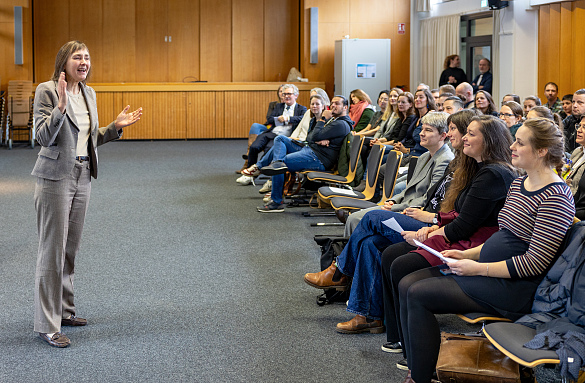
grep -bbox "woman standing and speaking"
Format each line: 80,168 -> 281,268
32,41 -> 142,347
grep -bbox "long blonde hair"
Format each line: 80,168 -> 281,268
381,88 -> 404,121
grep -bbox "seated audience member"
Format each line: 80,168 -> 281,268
439,84 -> 456,96
473,90 -> 498,116
384,93 -> 417,147
237,84 -> 284,173
380,115 -> 517,365
431,89 -> 440,103
244,84 -> 307,172
391,117 -> 574,383
344,111 -> 456,235
303,112 -> 456,334
442,96 -> 464,115
471,58 -> 492,95
439,55 -> 467,88
394,88 -> 437,158
371,88 -> 403,144
238,88 -> 330,187
455,82 -> 474,108
349,89 -> 376,132
526,105 -> 564,132
570,116 -> 585,219
499,101 -> 524,140
523,95 -> 542,116
354,90 -> 391,137
560,93 -> 573,120
435,93 -> 452,112
255,95 -> 352,212
544,82 -> 563,114
563,89 -> 585,153
502,93 -> 521,106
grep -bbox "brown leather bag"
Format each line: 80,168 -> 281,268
436,333 -> 521,383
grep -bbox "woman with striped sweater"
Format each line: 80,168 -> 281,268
396,117 -> 575,383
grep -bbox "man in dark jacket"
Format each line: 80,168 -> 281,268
471,58 -> 492,95
563,89 -> 585,152
256,95 -> 352,212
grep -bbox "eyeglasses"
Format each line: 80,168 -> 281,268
282,92 -> 294,96
498,113 -> 515,118
577,124 -> 583,129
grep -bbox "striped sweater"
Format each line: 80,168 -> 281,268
498,176 -> 575,278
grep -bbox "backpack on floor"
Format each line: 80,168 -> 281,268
313,235 -> 351,306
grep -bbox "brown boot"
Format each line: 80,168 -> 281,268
303,261 -> 349,290
402,370 -> 415,383
336,314 -> 385,334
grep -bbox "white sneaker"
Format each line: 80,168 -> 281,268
263,193 -> 272,204
259,180 -> 272,193
236,175 -> 254,185
242,164 -> 261,177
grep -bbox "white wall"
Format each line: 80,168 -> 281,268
411,0 -> 539,103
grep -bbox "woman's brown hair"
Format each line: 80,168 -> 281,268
350,89 -> 372,105
523,117 -> 565,173
475,90 -> 497,115
397,92 -> 415,121
443,54 -> 459,70
441,115 -> 516,212
52,41 -> 91,84
414,88 -> 437,118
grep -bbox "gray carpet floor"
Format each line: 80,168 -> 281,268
0,140 -> 560,382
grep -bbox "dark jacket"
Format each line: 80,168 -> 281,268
564,114 -> 581,153
307,115 -> 353,170
471,71 -> 492,94
439,67 -> 467,88
388,115 -> 416,143
264,103 -> 307,128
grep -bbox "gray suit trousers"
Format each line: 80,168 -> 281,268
34,161 -> 91,333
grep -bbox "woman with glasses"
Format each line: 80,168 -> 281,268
499,101 -> 524,140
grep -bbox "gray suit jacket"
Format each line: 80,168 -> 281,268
32,80 -> 121,180
390,143 -> 455,211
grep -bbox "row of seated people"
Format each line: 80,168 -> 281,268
236,83 -> 584,213
303,106 -> 585,382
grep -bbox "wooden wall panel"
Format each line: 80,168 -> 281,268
186,92 -> 217,139
232,0 -> 264,82
572,1 -> 585,89
300,0 -> 409,94
200,0 -> 232,82
120,93 -> 154,139
538,1 -> 585,100
223,91 -> 274,138
264,0 -> 300,82
135,0 -> 168,82
102,0 -> 136,83
168,0 -> 200,82
0,1 -> 33,92
33,0 -> 69,82
95,92 -> 115,129
68,0 -> 103,80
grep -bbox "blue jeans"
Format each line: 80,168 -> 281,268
336,210 -> 430,320
249,123 -> 268,136
270,136 -> 325,204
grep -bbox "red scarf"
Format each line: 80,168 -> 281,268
349,101 -> 369,127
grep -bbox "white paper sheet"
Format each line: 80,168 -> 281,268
413,239 -> 456,264
381,217 -> 404,233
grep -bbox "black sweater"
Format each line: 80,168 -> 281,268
438,67 -> 467,88
444,163 -> 516,243
307,115 -> 352,170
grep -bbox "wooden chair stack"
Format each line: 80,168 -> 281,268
6,80 -> 35,149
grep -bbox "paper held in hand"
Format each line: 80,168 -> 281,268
413,239 -> 456,264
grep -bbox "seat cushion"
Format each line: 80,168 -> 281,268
318,186 -> 365,200
331,197 -> 378,211
306,171 -> 348,183
484,322 -> 560,367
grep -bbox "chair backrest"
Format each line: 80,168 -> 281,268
358,144 -> 386,200
406,156 -> 419,183
7,80 -> 33,127
345,134 -> 366,182
380,150 -> 403,201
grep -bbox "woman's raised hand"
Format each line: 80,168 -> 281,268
114,105 -> 143,130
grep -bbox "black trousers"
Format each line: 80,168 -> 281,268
248,131 -> 277,166
396,262 -> 498,382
